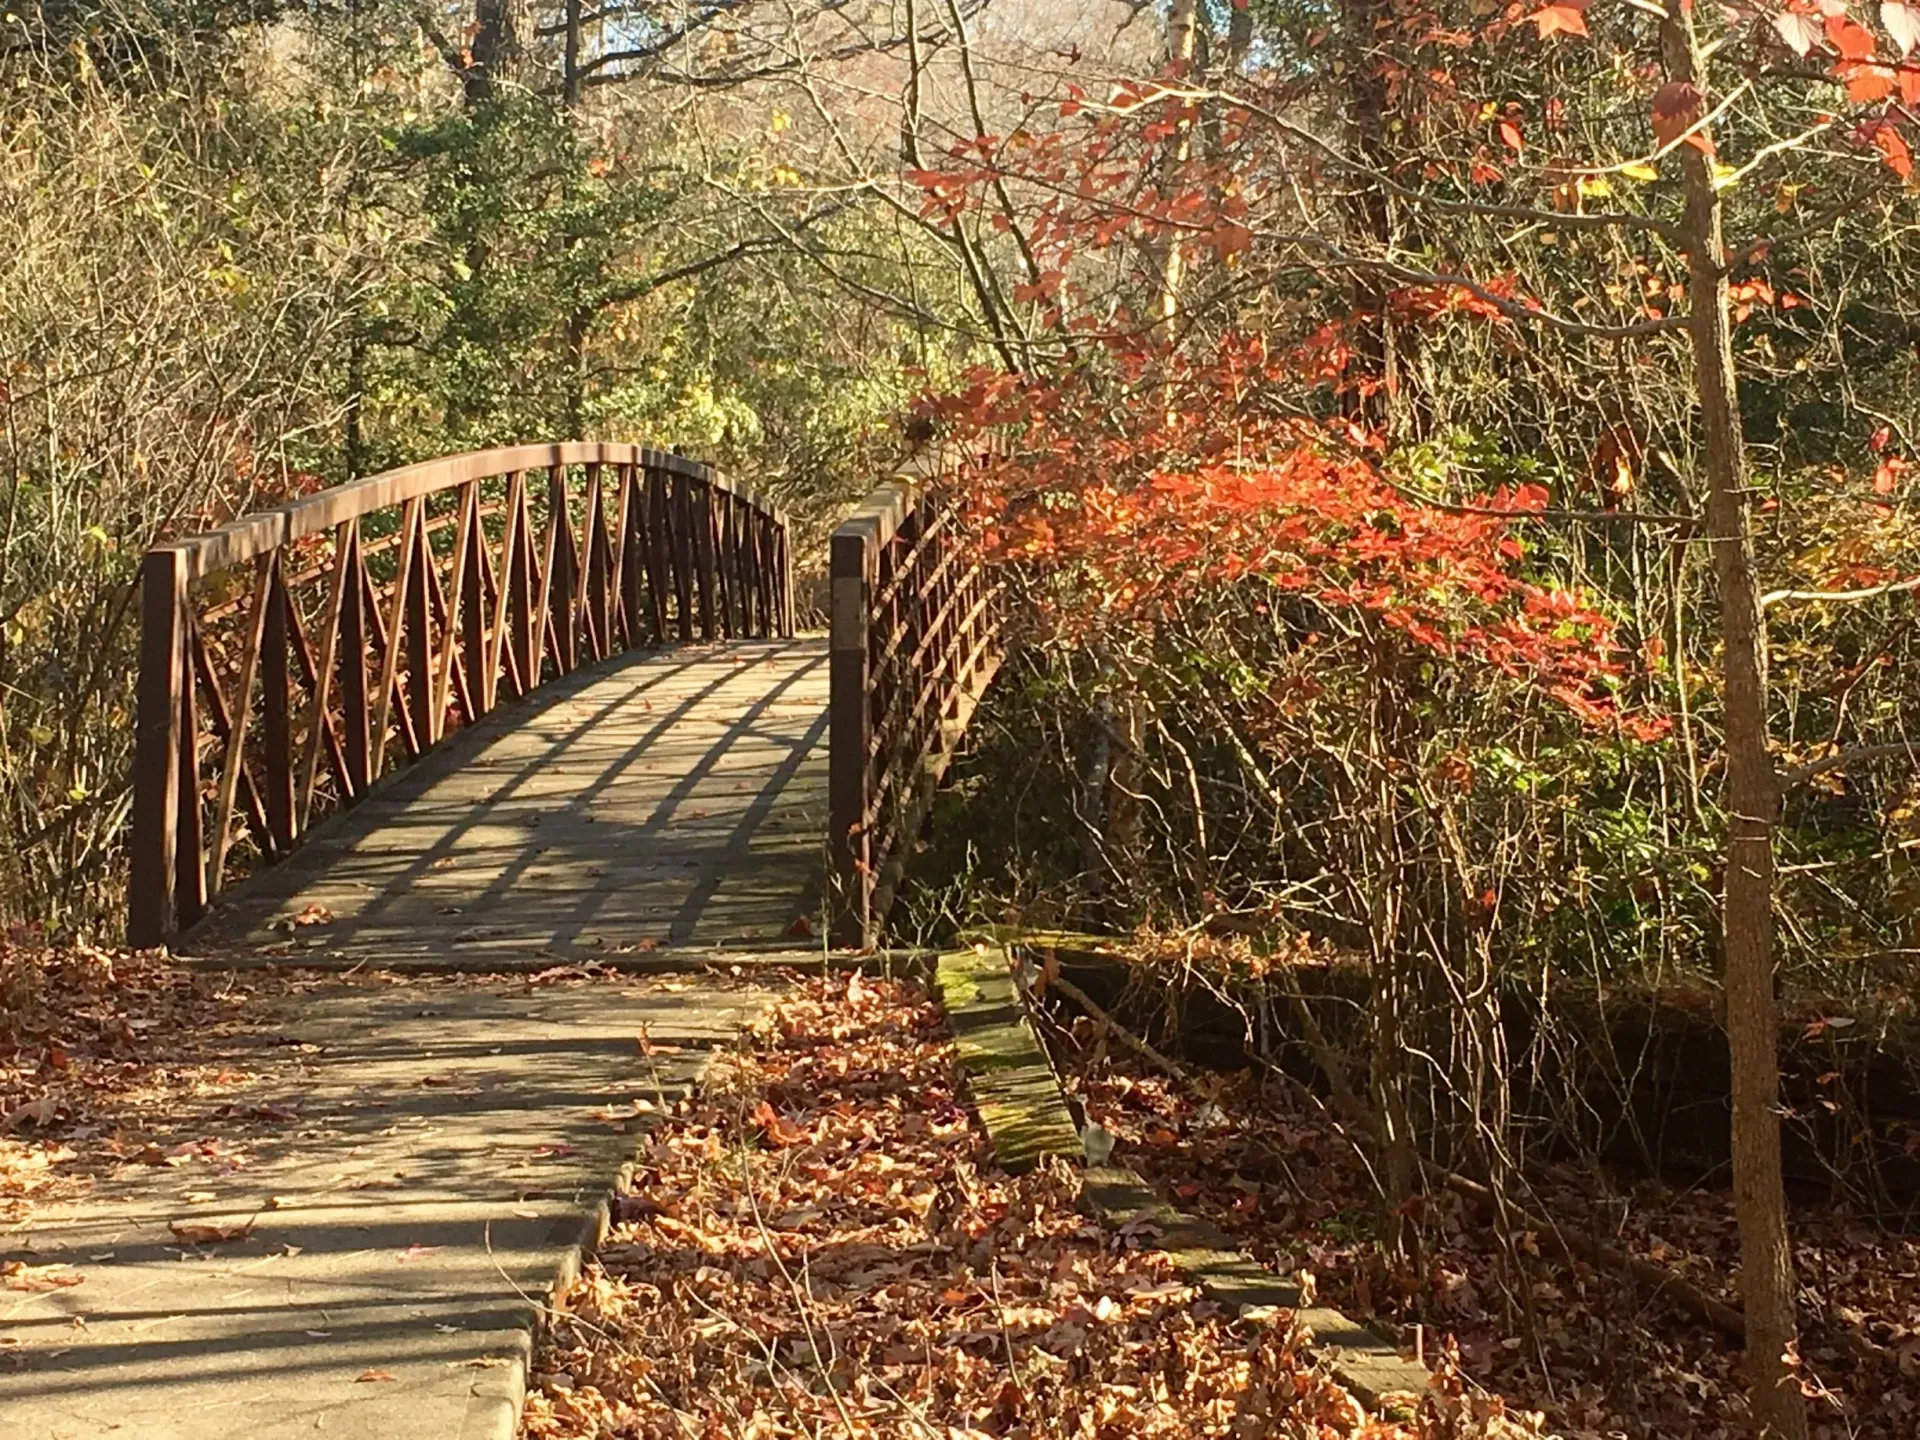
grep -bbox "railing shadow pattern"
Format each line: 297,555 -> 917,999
130,443 -> 792,945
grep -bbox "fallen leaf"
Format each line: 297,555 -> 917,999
750,1100 -> 810,1148
1529,0 -> 1589,37
168,1217 -> 255,1245
1,1260 -> 84,1291
355,1368 -> 397,1383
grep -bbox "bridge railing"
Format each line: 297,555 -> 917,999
130,442 -> 792,945
828,470 -> 1000,948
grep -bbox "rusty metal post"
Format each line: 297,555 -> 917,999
828,520 -> 874,948
129,547 -> 189,946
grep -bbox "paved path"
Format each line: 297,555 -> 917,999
0,977 -> 775,1439
3,636 -> 835,1436
191,637 -> 831,966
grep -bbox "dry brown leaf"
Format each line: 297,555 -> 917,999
168,1216 -> 255,1245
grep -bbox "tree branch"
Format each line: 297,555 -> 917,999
1760,574 -> 1920,609
1782,742 -> 1920,789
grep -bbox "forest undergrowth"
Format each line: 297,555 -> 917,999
1046,993 -> 1920,1440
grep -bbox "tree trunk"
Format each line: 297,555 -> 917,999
1336,0 -> 1419,437
562,0 -> 584,108
468,0 -> 527,104
1663,8 -> 1807,1436
1154,0 -> 1199,347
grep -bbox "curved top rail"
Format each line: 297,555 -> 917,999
163,442 -> 787,582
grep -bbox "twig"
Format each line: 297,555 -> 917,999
1018,934 -> 1766,1344
1041,968 -> 1186,1078
1781,741 -> 1920,789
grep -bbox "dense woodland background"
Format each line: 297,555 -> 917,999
6,0 -> 1920,1433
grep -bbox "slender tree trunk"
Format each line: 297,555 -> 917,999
1336,0 -> 1415,436
1663,8 -> 1807,1436
1154,0 -> 1199,346
563,0 -> 584,108
468,0 -> 526,103
344,332 -> 365,478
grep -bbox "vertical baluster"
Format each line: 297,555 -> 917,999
671,472 -> 696,642
295,522 -> 354,832
494,471 -> 534,700
476,487 -> 507,712
427,482 -> 476,740
130,547 -> 190,945
691,477 -> 718,641
741,499 -> 762,636
937,505 -> 957,719
708,488 -> 728,639
206,553 -> 276,898
610,462 -> 637,652
758,514 -> 776,635
174,618 -> 206,931
729,497 -> 748,635
779,521 -> 795,636
261,553 -> 294,855
369,498 -> 421,778
643,466 -> 670,643
578,461 -> 613,662
459,484 -> 488,720
405,504 -> 433,750
545,464 -> 578,674
829,520 -> 875,947
339,522 -> 370,795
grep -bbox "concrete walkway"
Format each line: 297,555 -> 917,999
0,975 -> 775,1439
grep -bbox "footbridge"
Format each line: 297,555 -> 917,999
127,442 -> 999,958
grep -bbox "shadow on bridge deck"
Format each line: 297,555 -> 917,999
187,637 -> 831,966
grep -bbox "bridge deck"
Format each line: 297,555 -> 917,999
190,637 -> 831,965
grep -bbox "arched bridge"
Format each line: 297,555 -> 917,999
128,442 -> 999,960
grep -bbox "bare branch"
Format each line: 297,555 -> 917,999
1760,575 -> 1920,609
1782,742 -> 1920,789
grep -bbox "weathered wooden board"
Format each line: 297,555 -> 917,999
189,638 -> 830,963
934,942 -> 1433,1415
932,945 -> 1085,1172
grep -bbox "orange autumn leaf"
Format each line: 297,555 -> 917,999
751,1100 -> 809,1147
1843,61 -> 1899,100
1867,119 -> 1915,177
1529,0 -> 1590,37
1826,13 -> 1879,59
1650,80 -> 1710,153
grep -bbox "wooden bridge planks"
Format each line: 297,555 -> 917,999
187,638 -> 831,965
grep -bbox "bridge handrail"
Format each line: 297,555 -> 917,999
158,443 -> 787,581
130,442 -> 792,945
828,461 -> 1000,948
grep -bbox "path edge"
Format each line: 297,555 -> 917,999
931,943 -> 1431,1415
465,1043 -> 742,1439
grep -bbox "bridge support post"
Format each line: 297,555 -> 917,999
130,547 -> 189,947
829,524 -> 874,948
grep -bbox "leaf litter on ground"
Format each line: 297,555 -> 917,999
521,974 -> 1544,1439
1065,1053 -> 1920,1440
